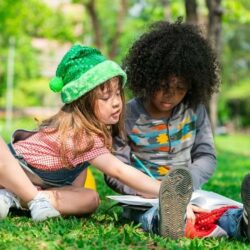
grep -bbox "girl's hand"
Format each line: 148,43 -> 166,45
186,204 -> 210,225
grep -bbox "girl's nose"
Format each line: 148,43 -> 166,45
112,96 -> 121,107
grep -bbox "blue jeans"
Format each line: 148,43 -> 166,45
217,208 -> 243,239
123,206 -> 159,234
124,206 -> 243,239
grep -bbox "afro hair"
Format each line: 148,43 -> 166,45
123,20 -> 220,108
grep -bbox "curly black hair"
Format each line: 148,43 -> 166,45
123,20 -> 220,108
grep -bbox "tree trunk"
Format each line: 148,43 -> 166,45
85,0 -> 102,49
206,0 -> 223,134
185,0 -> 198,24
108,0 -> 128,59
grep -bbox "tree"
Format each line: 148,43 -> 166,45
74,0 -> 128,59
185,0 -> 223,133
185,0 -> 198,24
206,0 -> 223,133
0,0 -> 76,99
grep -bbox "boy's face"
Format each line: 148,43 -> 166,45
147,76 -> 188,118
94,77 -> 123,125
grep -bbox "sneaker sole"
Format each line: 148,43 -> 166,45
159,167 -> 193,239
241,173 -> 250,240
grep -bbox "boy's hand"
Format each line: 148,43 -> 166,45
186,204 -> 210,225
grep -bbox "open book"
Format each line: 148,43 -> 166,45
107,190 -> 243,210
107,195 -> 158,207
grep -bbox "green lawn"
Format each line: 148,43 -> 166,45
0,126 -> 250,249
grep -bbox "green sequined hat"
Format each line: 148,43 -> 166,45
49,45 -> 127,103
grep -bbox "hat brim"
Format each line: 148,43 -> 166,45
61,60 -> 127,104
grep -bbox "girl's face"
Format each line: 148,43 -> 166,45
145,76 -> 188,118
94,77 -> 123,125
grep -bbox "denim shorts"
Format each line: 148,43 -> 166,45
8,142 -> 89,188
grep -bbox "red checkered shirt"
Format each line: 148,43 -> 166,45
13,130 -> 109,171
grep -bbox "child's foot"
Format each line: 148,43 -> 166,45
159,167 -> 193,239
28,192 -> 60,221
240,173 -> 250,240
0,189 -> 20,219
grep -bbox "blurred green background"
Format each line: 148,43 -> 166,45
1,0 -> 250,137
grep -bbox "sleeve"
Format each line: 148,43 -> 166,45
104,135 -> 137,195
66,134 -> 109,167
189,105 -> 217,190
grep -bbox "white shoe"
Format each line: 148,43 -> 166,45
28,192 -> 60,221
0,189 -> 20,219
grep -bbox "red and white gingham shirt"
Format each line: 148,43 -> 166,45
13,130 -> 109,171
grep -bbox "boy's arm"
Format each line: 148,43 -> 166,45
190,105 -> 217,190
104,136 -> 137,195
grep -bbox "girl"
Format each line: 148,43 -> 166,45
0,45 -> 182,222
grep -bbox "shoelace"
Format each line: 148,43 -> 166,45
243,209 -> 248,225
0,191 -> 19,208
29,196 -> 51,210
1,195 -> 12,207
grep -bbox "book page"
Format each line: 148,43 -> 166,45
106,195 -> 158,207
190,190 -> 243,210
107,190 -> 243,210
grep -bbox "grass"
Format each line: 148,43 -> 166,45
0,121 -> 250,249
214,134 -> 250,157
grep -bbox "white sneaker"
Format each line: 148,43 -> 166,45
0,189 -> 21,219
28,192 -> 60,221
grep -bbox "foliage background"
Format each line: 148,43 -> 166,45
0,0 -> 250,131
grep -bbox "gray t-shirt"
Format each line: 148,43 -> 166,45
105,98 -> 216,193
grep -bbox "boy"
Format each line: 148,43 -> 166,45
105,21 -> 250,241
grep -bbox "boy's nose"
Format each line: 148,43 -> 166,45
163,88 -> 176,97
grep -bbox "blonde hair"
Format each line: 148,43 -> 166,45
39,77 -> 125,167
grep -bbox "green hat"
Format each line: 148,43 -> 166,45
49,45 -> 127,103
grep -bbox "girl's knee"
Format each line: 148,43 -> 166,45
0,161 -> 3,172
85,190 -> 100,213
47,188 -> 100,215
71,189 -> 100,214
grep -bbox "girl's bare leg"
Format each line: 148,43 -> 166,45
0,138 -> 58,221
0,138 -> 38,202
0,139 -> 98,217
43,169 -> 99,216
46,187 -> 99,215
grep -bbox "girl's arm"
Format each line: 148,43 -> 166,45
104,136 -> 137,195
89,153 -> 160,197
